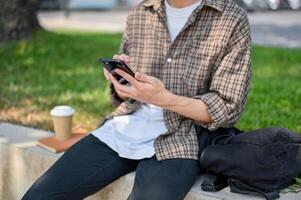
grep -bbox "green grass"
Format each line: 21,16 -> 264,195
237,46 -> 301,132
0,30 -> 121,130
0,30 -> 301,133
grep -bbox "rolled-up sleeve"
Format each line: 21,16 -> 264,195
194,13 -> 252,131
109,14 -> 131,107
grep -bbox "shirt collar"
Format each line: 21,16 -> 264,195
142,0 -> 225,12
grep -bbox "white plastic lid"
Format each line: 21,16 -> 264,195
50,105 -> 75,117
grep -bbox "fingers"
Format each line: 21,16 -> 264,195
115,69 -> 139,87
110,73 -> 134,96
120,54 -> 130,63
115,88 -> 129,99
113,54 -> 130,63
135,72 -> 153,84
103,68 -> 111,81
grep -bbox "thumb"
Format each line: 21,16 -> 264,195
135,72 -> 152,83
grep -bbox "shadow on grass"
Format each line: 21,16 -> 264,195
0,30 -> 122,130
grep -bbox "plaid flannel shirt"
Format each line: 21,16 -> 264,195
99,0 -> 252,161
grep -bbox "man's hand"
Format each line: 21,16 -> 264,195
109,68 -> 173,107
106,55 -> 213,124
103,54 -> 130,101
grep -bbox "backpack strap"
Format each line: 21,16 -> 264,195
201,172 -> 228,192
211,127 -> 240,145
228,178 -> 280,200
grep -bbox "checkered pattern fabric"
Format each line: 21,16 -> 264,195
99,0 -> 252,161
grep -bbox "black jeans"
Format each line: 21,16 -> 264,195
22,133 -> 203,200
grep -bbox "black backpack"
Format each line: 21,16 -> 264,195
198,127 -> 301,200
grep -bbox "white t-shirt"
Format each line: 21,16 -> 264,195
91,0 -> 201,160
165,0 -> 201,41
92,104 -> 167,159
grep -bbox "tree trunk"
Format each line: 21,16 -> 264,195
0,0 -> 41,42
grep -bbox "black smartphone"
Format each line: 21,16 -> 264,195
100,58 -> 135,85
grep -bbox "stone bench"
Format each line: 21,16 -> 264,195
0,122 -> 300,200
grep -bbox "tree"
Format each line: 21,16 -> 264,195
0,0 -> 40,42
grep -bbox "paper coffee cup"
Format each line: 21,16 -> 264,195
50,105 -> 75,140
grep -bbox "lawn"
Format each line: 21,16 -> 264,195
0,30 -> 301,133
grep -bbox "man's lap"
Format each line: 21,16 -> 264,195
22,133 -> 202,200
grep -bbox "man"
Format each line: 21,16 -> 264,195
22,0 -> 251,199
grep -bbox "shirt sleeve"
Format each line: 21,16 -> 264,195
109,14 -> 131,107
193,12 -> 252,131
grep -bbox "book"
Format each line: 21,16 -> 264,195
36,128 -> 88,153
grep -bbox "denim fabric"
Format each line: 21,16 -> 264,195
22,134 -> 201,200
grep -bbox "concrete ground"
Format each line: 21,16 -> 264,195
38,10 -> 301,48
250,11 -> 301,48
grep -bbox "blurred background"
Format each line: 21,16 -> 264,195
38,0 -> 301,11
36,0 -> 301,48
0,0 -> 300,133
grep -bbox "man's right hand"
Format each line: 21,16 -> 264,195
103,54 -> 130,101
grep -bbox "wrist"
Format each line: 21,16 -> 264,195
158,90 -> 177,109
159,91 -> 195,112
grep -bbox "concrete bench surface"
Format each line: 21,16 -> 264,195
0,122 -> 300,200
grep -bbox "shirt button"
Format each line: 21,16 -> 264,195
167,58 -> 172,63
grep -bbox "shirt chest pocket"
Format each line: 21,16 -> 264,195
183,39 -> 225,93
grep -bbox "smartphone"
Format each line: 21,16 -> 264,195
100,58 -> 135,85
